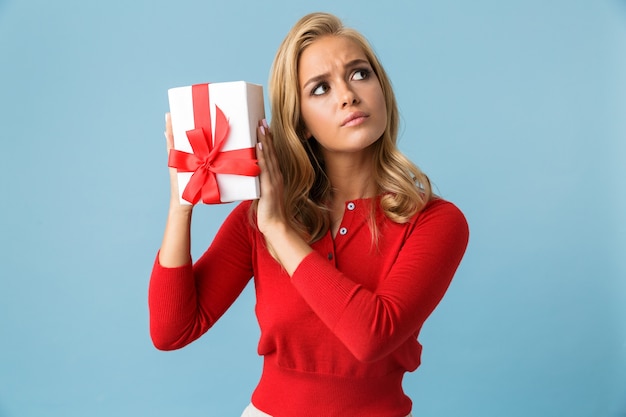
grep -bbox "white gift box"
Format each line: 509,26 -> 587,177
167,81 -> 264,205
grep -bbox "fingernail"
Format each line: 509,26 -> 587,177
258,142 -> 263,151
260,125 -> 266,135
262,119 -> 269,129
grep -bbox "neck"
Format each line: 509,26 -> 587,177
324,151 -> 378,204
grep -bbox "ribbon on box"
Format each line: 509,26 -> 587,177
168,84 -> 261,204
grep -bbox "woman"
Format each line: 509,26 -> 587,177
150,12 -> 469,417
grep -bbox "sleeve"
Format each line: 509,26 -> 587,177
148,202 -> 255,351
290,200 -> 469,362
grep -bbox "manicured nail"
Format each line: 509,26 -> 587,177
262,119 -> 269,129
258,142 -> 263,151
260,125 -> 266,135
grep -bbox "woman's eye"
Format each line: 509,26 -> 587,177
311,83 -> 329,96
352,69 -> 370,81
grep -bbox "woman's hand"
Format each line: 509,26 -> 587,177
165,113 -> 193,213
255,119 -> 287,234
255,119 -> 313,274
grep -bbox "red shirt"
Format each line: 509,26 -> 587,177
149,197 -> 469,417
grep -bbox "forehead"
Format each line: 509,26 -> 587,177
298,35 -> 369,77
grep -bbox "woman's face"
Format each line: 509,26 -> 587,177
298,35 -> 387,157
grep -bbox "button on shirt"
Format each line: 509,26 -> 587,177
322,199 -> 373,267
338,202 -> 356,236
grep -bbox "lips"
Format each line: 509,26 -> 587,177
341,111 -> 369,127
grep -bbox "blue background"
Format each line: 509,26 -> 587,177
1,0 -> 625,416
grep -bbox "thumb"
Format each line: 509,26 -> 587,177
164,113 -> 174,151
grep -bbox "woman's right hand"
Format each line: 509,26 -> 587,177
165,113 -> 193,213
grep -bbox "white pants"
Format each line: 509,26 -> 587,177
240,404 -> 272,417
241,403 -> 412,417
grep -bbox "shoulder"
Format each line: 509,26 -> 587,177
418,197 -> 467,223
412,197 -> 470,246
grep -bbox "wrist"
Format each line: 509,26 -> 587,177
259,219 -> 290,241
168,201 -> 194,217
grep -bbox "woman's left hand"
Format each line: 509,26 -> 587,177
255,119 -> 313,274
256,120 -> 287,235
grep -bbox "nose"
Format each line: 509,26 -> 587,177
339,82 -> 360,108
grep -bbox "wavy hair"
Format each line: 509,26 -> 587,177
257,12 -> 432,243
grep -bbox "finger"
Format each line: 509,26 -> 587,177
256,122 -> 287,222
257,120 -> 279,177
164,113 -> 174,151
256,146 -> 274,203
256,126 -> 282,202
165,113 -> 178,180
259,119 -> 277,157
257,125 -> 273,180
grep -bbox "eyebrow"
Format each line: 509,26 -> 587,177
301,58 -> 371,91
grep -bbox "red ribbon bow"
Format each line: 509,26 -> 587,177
168,84 -> 260,204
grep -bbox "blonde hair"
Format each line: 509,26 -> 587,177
258,12 -> 432,243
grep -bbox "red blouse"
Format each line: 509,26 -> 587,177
149,197 -> 469,417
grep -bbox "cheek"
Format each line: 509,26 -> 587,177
364,82 -> 387,122
374,88 -> 387,113
300,102 -> 327,137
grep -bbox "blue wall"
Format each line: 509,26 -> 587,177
0,0 -> 624,416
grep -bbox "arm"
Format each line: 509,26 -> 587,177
159,113 -> 193,268
148,114 -> 253,350
149,203 -> 254,351
291,201 -> 469,362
